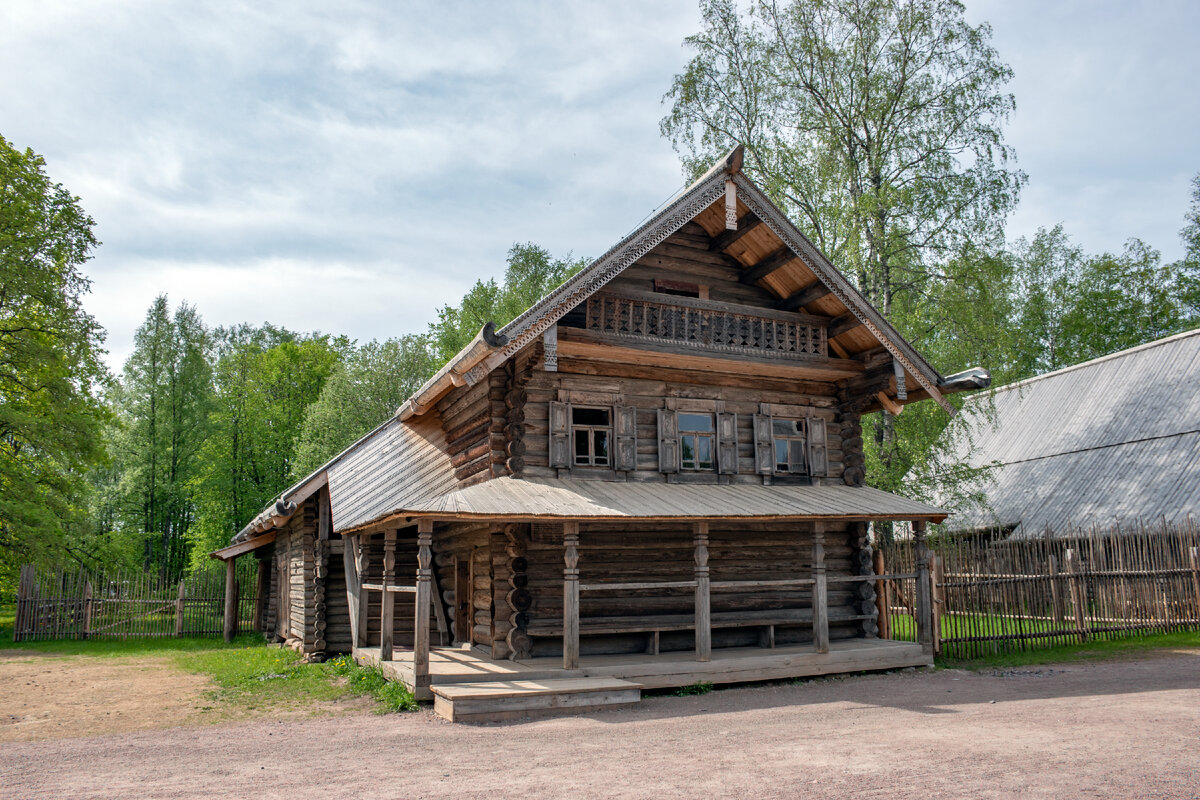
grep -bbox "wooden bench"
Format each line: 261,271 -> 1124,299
526,609 -> 875,654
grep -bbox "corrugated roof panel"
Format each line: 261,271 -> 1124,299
371,477 -> 945,523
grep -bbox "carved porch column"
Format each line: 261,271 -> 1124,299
414,519 -> 433,692
694,522 -> 711,662
563,522 -> 580,670
812,522 -> 829,654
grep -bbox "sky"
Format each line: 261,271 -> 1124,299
2,0 -> 1198,371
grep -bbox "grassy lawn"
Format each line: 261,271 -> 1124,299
0,603 -> 417,714
938,630 -> 1200,670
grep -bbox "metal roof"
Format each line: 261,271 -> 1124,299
942,328 -> 1200,536
341,477 -> 946,527
326,413 -> 457,532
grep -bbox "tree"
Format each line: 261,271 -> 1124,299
662,0 -> 1023,513
292,335 -> 437,478
1178,172 -> 1200,319
0,135 -> 110,590
429,243 -> 587,363
188,326 -> 345,562
106,296 -> 211,579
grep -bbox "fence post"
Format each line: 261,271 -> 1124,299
929,553 -> 943,656
873,548 -> 890,639
1064,548 -> 1087,642
14,564 -> 34,643
175,580 -> 186,636
1048,554 -> 1064,624
1190,547 -> 1200,622
914,522 -> 933,657
223,558 -> 240,643
82,582 -> 94,640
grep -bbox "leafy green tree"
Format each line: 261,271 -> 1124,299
429,243 -> 587,362
662,0 -> 1023,516
106,296 -> 211,579
662,0 -> 1023,315
0,135 -> 110,590
292,335 -> 437,478
189,327 -> 346,562
1178,172 -> 1200,318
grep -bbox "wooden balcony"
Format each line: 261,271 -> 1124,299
560,288 -> 862,382
583,289 -> 828,361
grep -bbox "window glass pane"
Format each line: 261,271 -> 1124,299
790,445 -> 806,473
681,434 -> 696,467
679,413 -> 713,432
594,430 -> 609,464
773,419 -> 803,436
697,436 -> 713,468
775,440 -> 789,471
573,407 -> 610,426
574,429 -> 590,463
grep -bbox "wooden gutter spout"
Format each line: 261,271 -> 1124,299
397,322 -> 508,420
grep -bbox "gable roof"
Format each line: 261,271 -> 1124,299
940,328 -> 1200,536
396,146 -> 957,421
217,146 -> 962,554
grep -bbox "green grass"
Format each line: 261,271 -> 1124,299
0,603 -> 418,714
937,630 -> 1200,670
673,681 -> 714,696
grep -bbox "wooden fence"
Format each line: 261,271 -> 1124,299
878,519 -> 1200,659
12,560 -> 260,641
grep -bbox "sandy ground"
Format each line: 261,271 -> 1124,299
2,649 -> 1199,799
0,649 -> 369,743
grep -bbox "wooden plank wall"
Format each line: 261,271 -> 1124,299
518,371 -> 843,485
324,540 -> 352,653
518,520 -> 865,658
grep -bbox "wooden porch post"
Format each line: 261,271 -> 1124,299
414,520 -> 433,693
254,555 -> 269,633
694,521 -> 711,662
563,522 -> 580,670
223,556 -> 239,643
343,534 -> 362,648
914,521 -> 933,655
380,530 -> 396,661
812,522 -> 829,654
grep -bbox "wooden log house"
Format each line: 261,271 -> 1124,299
212,146 -> 989,721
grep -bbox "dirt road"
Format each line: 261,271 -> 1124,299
3,650 -> 1198,799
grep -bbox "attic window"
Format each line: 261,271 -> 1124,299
654,279 -> 706,299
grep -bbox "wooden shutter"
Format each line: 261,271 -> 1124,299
753,414 -> 774,475
808,416 -> 828,477
549,401 -> 570,468
717,412 -> 738,474
614,405 -> 637,472
657,408 -> 679,473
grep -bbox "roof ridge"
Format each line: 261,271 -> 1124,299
979,326 -> 1200,398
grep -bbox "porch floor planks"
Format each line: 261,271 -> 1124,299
356,637 -> 929,705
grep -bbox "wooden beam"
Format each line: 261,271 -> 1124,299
210,529 -> 278,561
914,521 -> 933,656
557,328 -> 865,381
223,557 -> 239,643
343,535 -> 362,647
709,213 -> 761,251
776,282 -> 830,312
812,522 -> 829,654
876,391 -> 904,417
414,520 -> 433,691
694,522 -> 711,662
739,245 -> 794,285
827,312 -> 861,339
563,521 -> 580,670
380,530 -> 396,661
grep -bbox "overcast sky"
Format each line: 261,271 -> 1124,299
2,1 -> 1198,371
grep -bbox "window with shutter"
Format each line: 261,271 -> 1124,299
614,406 -> 637,472
678,412 -> 715,471
717,412 -> 738,474
771,419 -> 808,474
753,414 -> 774,475
808,416 -> 829,477
549,401 -> 570,468
657,408 -> 679,473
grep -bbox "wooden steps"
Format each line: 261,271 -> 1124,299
431,677 -> 642,723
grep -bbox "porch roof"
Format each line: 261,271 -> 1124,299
343,476 -> 946,529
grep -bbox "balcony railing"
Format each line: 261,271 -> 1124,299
583,289 -> 828,360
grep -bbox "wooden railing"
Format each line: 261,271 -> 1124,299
584,289 -> 827,360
